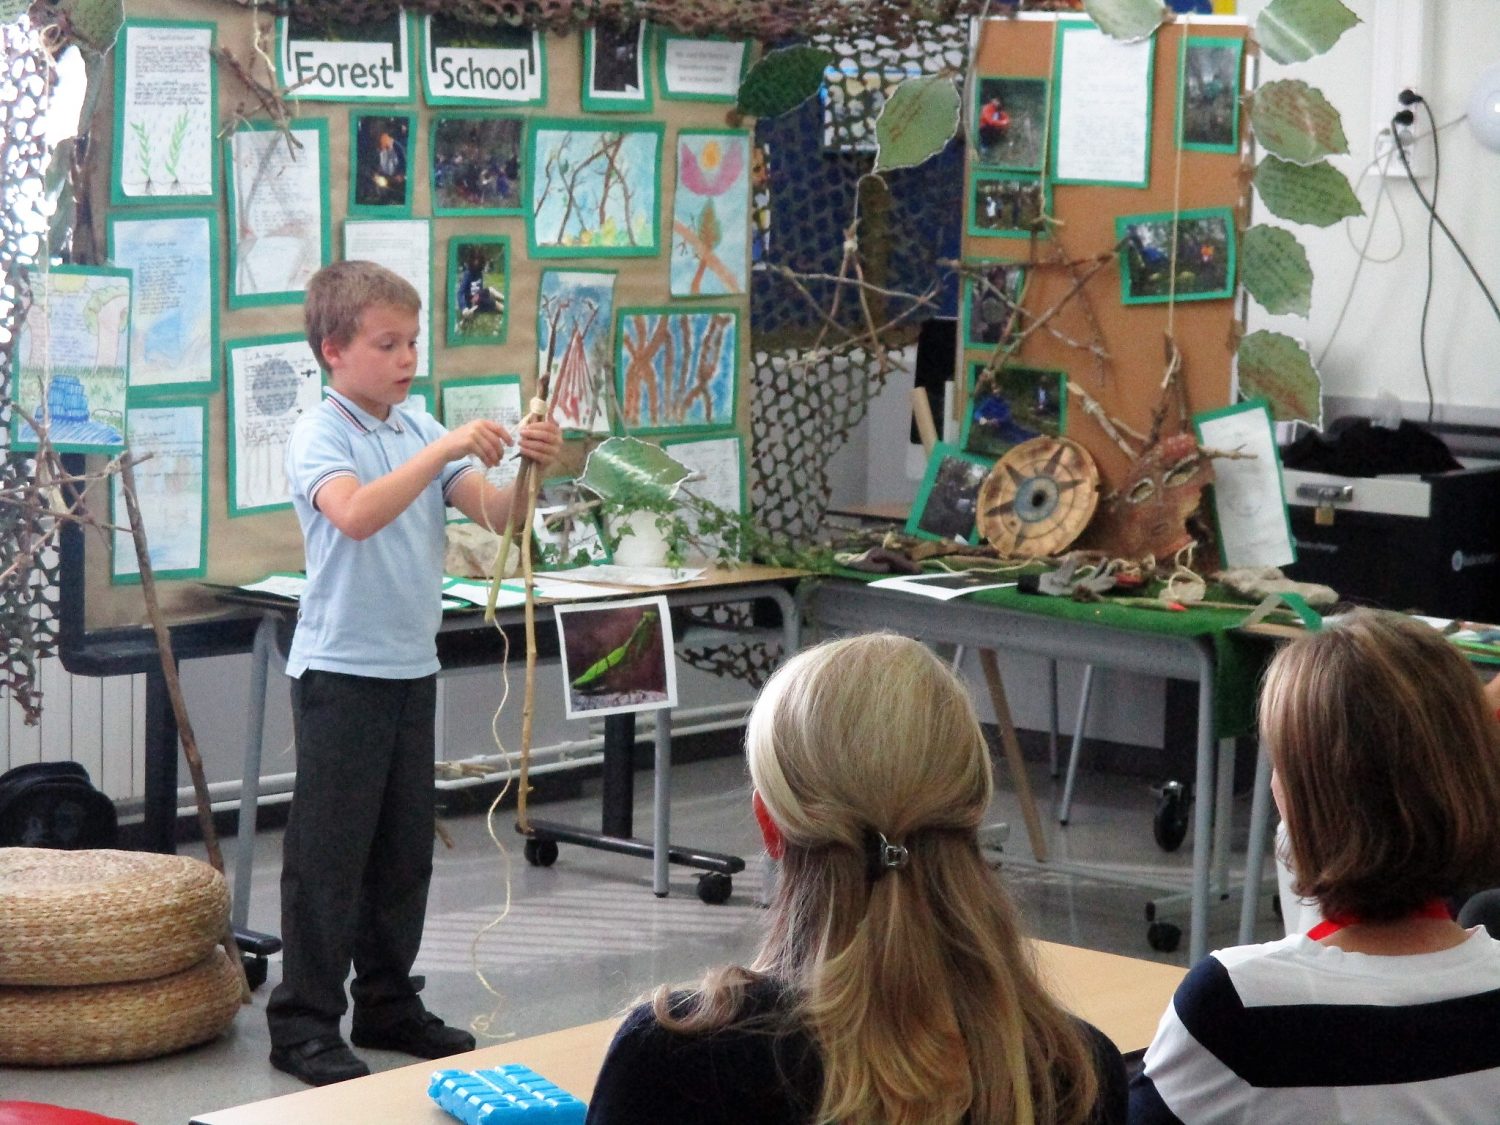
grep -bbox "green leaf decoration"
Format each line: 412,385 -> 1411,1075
736,44 -> 834,118
1083,0 -> 1167,43
874,75 -> 960,173
579,437 -> 693,510
1241,225 -> 1313,317
1249,80 -> 1349,166
1253,156 -> 1362,227
1255,0 -> 1360,65
1237,330 -> 1322,425
58,0 -> 124,54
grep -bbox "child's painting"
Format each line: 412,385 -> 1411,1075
616,307 -> 738,433
962,263 -> 1027,349
671,130 -> 750,297
349,111 -> 412,213
968,172 -> 1049,238
554,595 -> 677,718
1179,37 -> 1243,152
528,120 -> 664,257
538,269 -> 616,435
962,362 -> 1066,460
971,76 -> 1049,171
430,114 -> 524,215
448,236 -> 510,345
1117,208 -> 1235,304
905,444 -> 993,544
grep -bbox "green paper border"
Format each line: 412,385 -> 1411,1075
224,332 -> 324,517
656,30 -> 749,102
1115,206 -> 1237,305
429,111 -> 527,217
905,442 -> 994,545
275,13 -> 415,103
533,474 -> 614,566
960,259 -> 1029,350
341,217 -> 433,381
670,127 -> 753,298
537,267 -> 619,439
966,170 -> 1052,240
224,118 -> 332,310
109,399 -> 210,584
970,74 -> 1050,174
582,22 -> 654,113
419,15 -> 547,107
106,207 -> 220,398
1049,18 -> 1155,189
9,264 -> 133,455
438,373 -> 523,525
447,234 -> 512,347
613,305 -> 740,435
1191,397 -> 1297,566
404,385 -> 435,415
960,360 -> 1068,459
346,109 -> 416,217
111,20 -> 219,207
526,119 -> 665,259
1177,35 -> 1244,155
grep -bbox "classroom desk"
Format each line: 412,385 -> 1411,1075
798,576 -> 1270,964
189,940 -> 1186,1124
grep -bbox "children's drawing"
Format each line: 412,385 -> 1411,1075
616,307 -> 738,433
537,270 -> 616,434
528,121 -> 663,257
671,130 -> 750,297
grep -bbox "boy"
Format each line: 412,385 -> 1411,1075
267,260 -> 561,1087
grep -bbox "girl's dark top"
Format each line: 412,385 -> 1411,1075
584,977 -> 1129,1124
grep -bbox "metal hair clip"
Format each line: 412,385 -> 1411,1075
865,829 -> 910,882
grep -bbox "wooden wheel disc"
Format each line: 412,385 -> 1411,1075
977,436 -> 1100,558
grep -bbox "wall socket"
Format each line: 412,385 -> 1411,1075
1375,118 -> 1431,179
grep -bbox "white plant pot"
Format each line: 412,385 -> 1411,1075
610,509 -> 671,568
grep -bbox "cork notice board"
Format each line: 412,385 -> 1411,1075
963,14 -> 1249,496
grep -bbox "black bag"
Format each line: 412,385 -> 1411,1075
0,762 -> 119,849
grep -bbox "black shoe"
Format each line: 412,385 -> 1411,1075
269,1035 -> 370,1087
351,1012 -> 476,1059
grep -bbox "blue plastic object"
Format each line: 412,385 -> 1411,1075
428,1064 -> 587,1123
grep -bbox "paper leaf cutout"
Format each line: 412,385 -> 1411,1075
1083,0 -> 1167,42
1237,330 -> 1322,425
1242,225 -> 1313,317
1253,156 -> 1362,227
58,0 -> 124,54
1255,0 -> 1359,65
736,44 -> 834,118
579,437 -> 693,509
874,75 -> 959,173
1249,80 -> 1349,165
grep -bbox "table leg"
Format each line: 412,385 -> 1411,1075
977,648 -> 1048,863
652,708 -> 671,898
1239,741 -> 1275,943
1189,653 -> 1216,964
232,615 -> 274,930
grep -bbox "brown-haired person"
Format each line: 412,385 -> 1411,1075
1132,609 -> 1500,1123
586,633 -> 1127,1125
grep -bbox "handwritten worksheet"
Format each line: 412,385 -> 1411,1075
107,210 -> 217,394
227,121 -> 329,306
1194,400 -> 1295,568
111,402 -> 207,583
114,20 -> 216,203
225,335 -> 324,515
1053,21 -> 1154,187
343,218 -> 432,380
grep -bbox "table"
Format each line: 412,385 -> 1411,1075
798,576 -> 1271,963
189,940 -> 1186,1124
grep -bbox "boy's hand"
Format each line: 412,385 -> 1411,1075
516,418 -> 563,468
443,418 -> 511,467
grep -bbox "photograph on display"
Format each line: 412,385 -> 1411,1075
538,269 -> 616,435
554,596 -> 678,719
583,21 -> 651,112
225,334 -> 324,515
226,120 -> 329,307
440,374 -> 523,511
110,403 -> 207,584
11,266 -> 131,455
528,121 -> 664,257
533,477 -> 610,568
448,236 -> 510,345
112,20 -> 217,204
968,172 -> 1049,238
431,114 -> 524,215
616,307 -> 738,433
349,112 -> 413,213
671,130 -> 750,297
905,444 -> 993,544
1179,36 -> 1243,152
962,262 -> 1027,349
277,10 -> 411,101
971,76 -> 1048,171
1116,208 -> 1236,304
422,14 -> 544,105
961,362 -> 1066,460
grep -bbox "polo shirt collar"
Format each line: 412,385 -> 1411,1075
325,388 -> 405,434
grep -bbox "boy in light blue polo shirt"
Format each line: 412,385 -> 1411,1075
267,260 -> 561,1087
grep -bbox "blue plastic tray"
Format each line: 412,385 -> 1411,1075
428,1063 -> 587,1123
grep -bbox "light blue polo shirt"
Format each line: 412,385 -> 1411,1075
284,389 -> 475,679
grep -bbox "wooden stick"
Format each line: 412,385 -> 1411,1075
977,648 -> 1049,863
909,387 -> 939,456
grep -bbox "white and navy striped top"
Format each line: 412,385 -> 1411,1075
1130,928 -> 1500,1123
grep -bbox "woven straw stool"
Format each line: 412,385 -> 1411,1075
0,847 -> 239,1066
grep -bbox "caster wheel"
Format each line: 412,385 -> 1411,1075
241,954 -> 268,991
1147,921 -> 1182,953
524,838 -> 559,867
697,872 -> 733,905
1153,781 -> 1189,852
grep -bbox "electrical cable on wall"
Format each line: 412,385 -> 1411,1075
1394,103 -> 1439,423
